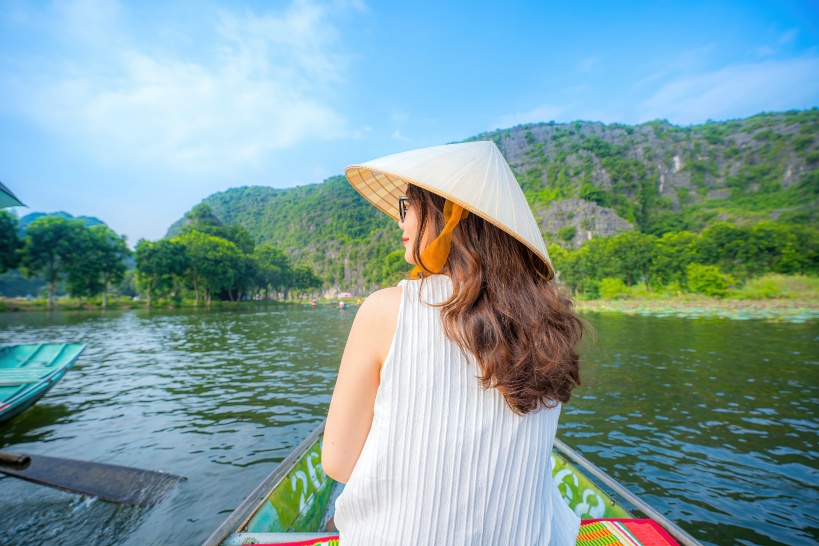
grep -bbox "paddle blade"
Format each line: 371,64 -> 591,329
0,452 -> 186,506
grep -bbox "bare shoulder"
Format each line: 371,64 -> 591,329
359,285 -> 403,317
349,286 -> 403,364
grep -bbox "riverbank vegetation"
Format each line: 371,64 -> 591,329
134,204 -> 322,307
1,212 -> 129,308
0,206 -> 324,308
0,295 -> 355,312
3,205 -> 816,317
2,207 -> 817,314
574,274 -> 819,322
547,220 -> 818,299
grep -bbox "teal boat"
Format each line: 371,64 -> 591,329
0,344 -> 85,423
203,421 -> 701,546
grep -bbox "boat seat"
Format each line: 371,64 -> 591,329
0,368 -> 52,386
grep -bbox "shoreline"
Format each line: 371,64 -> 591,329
0,297 -> 356,313
2,295 -> 817,322
576,297 -> 819,322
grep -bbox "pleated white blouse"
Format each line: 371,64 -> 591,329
334,275 -> 580,545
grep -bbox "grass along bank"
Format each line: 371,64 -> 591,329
577,297 -> 818,322
0,295 -> 358,312
574,274 -> 819,322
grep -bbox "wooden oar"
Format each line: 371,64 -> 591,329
0,451 -> 186,507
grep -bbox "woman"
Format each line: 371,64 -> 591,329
323,141 -> 584,544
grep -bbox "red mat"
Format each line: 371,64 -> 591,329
578,519 -> 680,546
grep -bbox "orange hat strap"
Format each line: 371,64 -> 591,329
410,200 -> 469,279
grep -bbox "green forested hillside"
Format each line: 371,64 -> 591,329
167,110 -> 818,293
166,177 -> 404,292
472,109 -> 818,243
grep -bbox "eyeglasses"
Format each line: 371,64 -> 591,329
398,196 -> 409,222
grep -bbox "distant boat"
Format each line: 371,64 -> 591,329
0,344 -> 85,423
202,421 -> 700,546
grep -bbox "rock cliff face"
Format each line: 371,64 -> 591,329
469,110 -> 817,235
534,199 -> 633,248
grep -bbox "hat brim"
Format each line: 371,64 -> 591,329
345,165 -> 554,277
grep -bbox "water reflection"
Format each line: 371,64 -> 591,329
563,313 -> 819,545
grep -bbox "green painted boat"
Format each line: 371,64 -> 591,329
203,421 -> 701,546
0,344 -> 86,423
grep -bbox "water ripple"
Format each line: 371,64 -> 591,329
0,308 -> 817,545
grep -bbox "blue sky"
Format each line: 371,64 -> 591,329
1,0 -> 817,244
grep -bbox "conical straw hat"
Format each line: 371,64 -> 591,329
345,141 -> 552,270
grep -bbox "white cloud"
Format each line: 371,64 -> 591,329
639,56 -> 819,124
1,0 -> 358,173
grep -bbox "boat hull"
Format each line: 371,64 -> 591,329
0,344 -> 86,423
204,422 -> 635,546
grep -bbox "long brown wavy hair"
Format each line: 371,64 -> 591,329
406,183 -> 584,414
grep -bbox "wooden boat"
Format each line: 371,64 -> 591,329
0,344 -> 86,423
203,421 -> 701,546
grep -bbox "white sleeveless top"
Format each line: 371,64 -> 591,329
334,275 -> 580,545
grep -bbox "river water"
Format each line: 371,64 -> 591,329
0,306 -> 816,545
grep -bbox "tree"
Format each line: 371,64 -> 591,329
20,217 -> 85,307
291,264 -> 323,297
599,277 -> 628,299
580,237 -> 621,283
554,244 -> 590,296
0,211 -> 21,273
546,243 -> 569,280
696,222 -> 744,276
557,225 -> 577,243
740,222 -> 819,277
65,226 -> 103,304
608,231 -> 657,288
183,203 -> 222,229
185,224 -> 256,255
579,183 -> 611,208
361,249 -> 411,288
177,231 -> 242,306
230,254 -> 258,301
135,238 -> 188,307
253,244 -> 292,299
90,226 -> 130,309
180,204 -> 256,255
650,231 -> 698,288
686,263 -> 735,298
